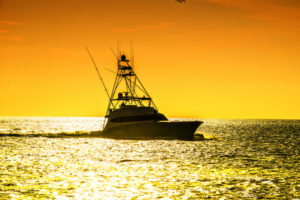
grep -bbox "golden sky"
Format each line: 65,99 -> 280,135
0,0 -> 299,119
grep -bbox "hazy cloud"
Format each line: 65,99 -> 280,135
0,20 -> 25,41
0,34 -> 21,41
0,20 -> 26,26
113,22 -> 174,33
0,29 -> 11,33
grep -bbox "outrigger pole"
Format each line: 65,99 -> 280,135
85,47 -> 112,103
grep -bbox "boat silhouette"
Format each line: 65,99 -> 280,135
88,50 -> 202,140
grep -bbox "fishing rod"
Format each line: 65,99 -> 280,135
85,47 -> 112,103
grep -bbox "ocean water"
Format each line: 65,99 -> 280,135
0,117 -> 299,199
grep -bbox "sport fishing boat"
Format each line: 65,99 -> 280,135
88,50 -> 202,140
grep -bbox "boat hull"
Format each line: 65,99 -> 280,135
95,121 -> 202,140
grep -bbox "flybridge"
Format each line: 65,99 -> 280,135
106,53 -> 157,116
85,46 -> 157,116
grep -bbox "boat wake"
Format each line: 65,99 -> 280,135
0,132 -> 95,138
196,131 -> 220,140
0,132 -> 208,140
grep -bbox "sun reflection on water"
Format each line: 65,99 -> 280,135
0,118 -> 299,199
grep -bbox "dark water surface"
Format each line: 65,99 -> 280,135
0,117 -> 299,199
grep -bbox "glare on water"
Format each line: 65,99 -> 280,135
0,118 -> 299,199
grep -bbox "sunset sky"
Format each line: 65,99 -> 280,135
1,0 -> 299,119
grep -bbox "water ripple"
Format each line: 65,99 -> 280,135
0,118 -> 299,199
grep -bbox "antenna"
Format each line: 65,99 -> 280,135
104,67 -> 116,74
117,40 -> 120,59
130,40 -> 132,60
85,46 -> 112,102
130,40 -> 134,68
110,47 -> 118,60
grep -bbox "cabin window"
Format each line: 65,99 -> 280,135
110,115 -> 165,122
